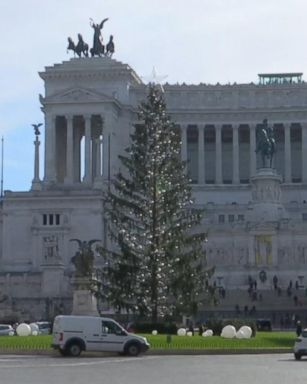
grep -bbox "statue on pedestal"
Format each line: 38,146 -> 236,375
43,235 -> 60,263
256,119 -> 276,168
32,123 -> 42,136
70,239 -> 100,277
70,239 -> 100,316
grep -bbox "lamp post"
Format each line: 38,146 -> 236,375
31,123 -> 43,191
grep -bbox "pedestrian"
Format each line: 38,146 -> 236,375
296,321 -> 302,337
273,275 -> 278,290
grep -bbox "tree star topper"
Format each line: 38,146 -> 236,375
142,67 -> 168,92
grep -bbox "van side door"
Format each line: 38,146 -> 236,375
99,320 -> 128,352
83,318 -> 103,352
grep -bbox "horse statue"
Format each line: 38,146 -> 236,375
255,119 -> 276,168
67,34 -> 89,57
106,35 -> 115,57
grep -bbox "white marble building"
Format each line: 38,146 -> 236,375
1,58 -> 307,320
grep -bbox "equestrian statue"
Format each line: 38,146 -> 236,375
255,118 -> 276,168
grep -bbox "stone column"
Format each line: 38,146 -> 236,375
284,123 -> 291,183
215,124 -> 222,184
65,115 -> 74,184
44,114 -> 56,183
94,136 -> 103,188
102,114 -> 114,181
249,123 -> 256,177
181,124 -> 188,162
198,125 -> 205,184
302,122 -> 307,183
73,128 -> 81,183
83,115 -> 92,183
232,124 -> 240,184
32,135 -> 42,191
248,235 -> 255,265
271,234 -> 277,266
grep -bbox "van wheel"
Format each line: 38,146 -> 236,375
126,343 -> 140,357
67,343 -> 82,357
295,353 -> 302,360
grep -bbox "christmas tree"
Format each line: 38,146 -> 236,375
96,85 -> 214,322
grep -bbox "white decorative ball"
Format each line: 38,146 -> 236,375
236,330 -> 245,339
29,323 -> 39,334
238,326 -> 252,339
202,329 -> 213,337
221,325 -> 236,338
8,331 -> 14,336
177,328 -> 186,336
16,323 -> 31,337
152,330 -> 158,335
32,330 -> 38,336
187,331 -> 193,336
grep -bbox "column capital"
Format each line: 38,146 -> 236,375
283,122 -> 292,129
83,114 -> 92,122
180,123 -> 188,130
46,113 -> 56,122
95,136 -> 102,143
66,114 -> 73,122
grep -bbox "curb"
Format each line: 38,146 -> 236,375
0,348 -> 293,356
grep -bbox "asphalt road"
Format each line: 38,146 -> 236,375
0,353 -> 305,384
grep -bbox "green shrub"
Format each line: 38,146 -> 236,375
134,322 -> 177,335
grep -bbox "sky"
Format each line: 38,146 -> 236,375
1,0 -> 307,191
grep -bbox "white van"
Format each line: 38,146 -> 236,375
52,315 -> 150,357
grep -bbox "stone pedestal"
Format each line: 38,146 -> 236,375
71,276 -> 99,316
250,168 -> 283,222
248,168 -> 287,267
